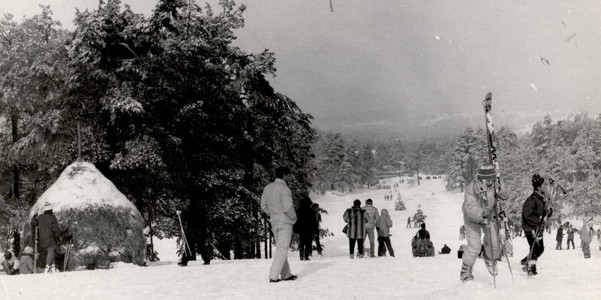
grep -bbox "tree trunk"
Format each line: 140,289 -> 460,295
416,167 -> 420,186
11,113 -> 19,199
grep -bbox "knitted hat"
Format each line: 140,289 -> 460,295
23,246 -> 34,255
532,174 -> 544,189
477,165 -> 497,180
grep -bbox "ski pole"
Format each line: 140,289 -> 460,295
176,210 -> 192,256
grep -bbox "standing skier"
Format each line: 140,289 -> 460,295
520,174 -> 552,275
460,164 -> 502,282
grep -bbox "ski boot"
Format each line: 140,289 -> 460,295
484,259 -> 498,276
520,257 -> 528,272
527,260 -> 537,276
460,263 -> 474,282
44,264 -> 56,273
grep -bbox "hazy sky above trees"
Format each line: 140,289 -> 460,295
4,0 -> 601,140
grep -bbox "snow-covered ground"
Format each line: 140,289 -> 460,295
2,177 -> 601,299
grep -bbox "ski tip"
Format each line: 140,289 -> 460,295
485,92 -> 492,100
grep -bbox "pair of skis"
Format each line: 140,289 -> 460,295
482,92 -> 514,288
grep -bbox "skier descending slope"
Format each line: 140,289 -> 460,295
460,165 -> 503,282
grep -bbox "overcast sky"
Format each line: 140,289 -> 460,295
3,0 -> 601,139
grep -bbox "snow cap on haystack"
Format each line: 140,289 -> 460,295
32,161 -> 138,216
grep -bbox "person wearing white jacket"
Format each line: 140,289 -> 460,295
261,167 -> 298,283
377,209 -> 394,257
460,165 -> 502,282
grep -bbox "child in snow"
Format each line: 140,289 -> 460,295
1,251 -> 20,275
19,246 -> 35,275
439,244 -> 451,254
377,209 -> 394,257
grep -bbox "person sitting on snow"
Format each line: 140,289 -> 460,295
1,251 -> 20,275
439,244 -> 451,255
19,246 -> 35,275
412,226 -> 434,257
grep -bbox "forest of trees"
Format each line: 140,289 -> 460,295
0,0 -> 315,261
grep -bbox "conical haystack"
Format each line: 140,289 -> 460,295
26,161 -> 145,270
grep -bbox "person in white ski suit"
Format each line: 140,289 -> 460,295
460,165 -> 503,282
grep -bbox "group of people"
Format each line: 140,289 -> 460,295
1,201 -> 61,275
462,166 -> 560,280
558,220 -> 597,259
460,164 -> 573,282
261,164 -> 598,284
342,198 -> 395,258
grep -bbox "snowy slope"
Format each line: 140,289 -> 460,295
1,177 -> 600,300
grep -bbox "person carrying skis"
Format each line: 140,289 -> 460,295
520,174 -> 552,276
460,164 -> 502,282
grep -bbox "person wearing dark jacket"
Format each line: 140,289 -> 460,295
417,223 -> 431,240
311,203 -> 323,256
343,199 -> 368,259
439,244 -> 451,254
38,201 -> 60,273
295,196 -> 318,261
521,174 -> 552,276
556,225 -> 564,250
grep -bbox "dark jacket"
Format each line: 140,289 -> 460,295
295,204 -> 318,234
556,226 -> 564,241
522,190 -> 546,232
38,210 -> 60,248
343,206 -> 368,239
